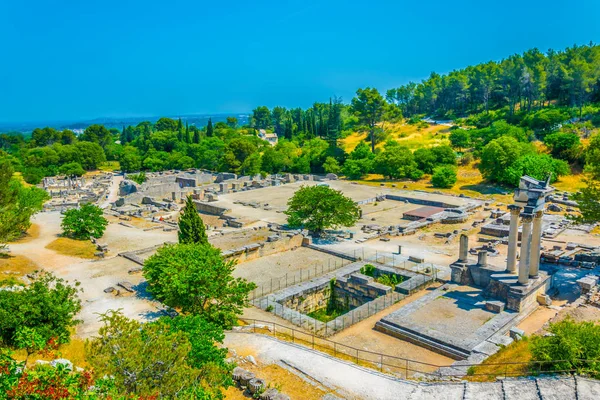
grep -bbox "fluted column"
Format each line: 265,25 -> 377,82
506,205 -> 521,273
518,214 -> 533,285
529,210 -> 543,279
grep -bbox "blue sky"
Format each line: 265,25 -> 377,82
1,0 -> 598,123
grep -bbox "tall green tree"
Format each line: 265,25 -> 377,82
351,88 -> 388,152
284,185 -> 360,234
143,243 -> 256,327
206,118 -> 214,137
178,196 -> 208,245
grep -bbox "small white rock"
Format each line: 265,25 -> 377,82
246,355 -> 257,365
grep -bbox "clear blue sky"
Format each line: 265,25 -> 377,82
1,0 -> 598,123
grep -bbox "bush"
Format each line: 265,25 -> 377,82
61,203 -> 108,239
128,171 -> 147,185
431,166 -> 457,188
530,318 -> 600,377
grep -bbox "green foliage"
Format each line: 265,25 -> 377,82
351,87 -> 388,152
178,196 -> 208,245
0,161 -> 49,244
373,141 -> 419,179
0,271 -> 82,346
360,264 -> 376,277
544,132 -> 582,161
449,129 -> 471,150
479,136 -> 535,184
143,243 -> 256,327
376,273 -> 403,287
58,161 -> 85,177
431,166 -> 458,188
505,154 -> 569,186
284,185 -> 360,234
323,156 -> 341,174
530,318 -> 600,377
127,171 -> 146,185
61,203 -> 108,239
87,310 -> 227,398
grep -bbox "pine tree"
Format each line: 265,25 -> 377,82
206,118 -> 214,137
178,196 -> 208,245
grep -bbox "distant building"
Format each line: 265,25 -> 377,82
258,129 -> 278,146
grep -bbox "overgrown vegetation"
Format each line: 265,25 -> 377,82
360,264 -> 404,287
127,171 -> 146,184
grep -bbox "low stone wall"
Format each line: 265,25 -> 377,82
223,233 -> 304,264
193,200 -> 230,216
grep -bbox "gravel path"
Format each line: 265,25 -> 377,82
224,332 -> 600,399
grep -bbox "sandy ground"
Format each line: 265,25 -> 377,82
234,247 -> 346,289
6,211 -> 176,337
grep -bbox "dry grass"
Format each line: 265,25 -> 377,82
341,123 -> 450,153
9,224 -> 41,244
45,237 -> 98,259
98,161 -> 120,172
12,337 -> 88,369
224,363 -> 327,400
552,173 -> 587,192
0,255 -> 38,285
466,339 -> 532,382
355,163 -> 513,203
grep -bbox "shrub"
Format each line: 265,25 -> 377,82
431,166 -> 457,188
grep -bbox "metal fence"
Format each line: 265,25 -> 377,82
253,290 -> 407,337
248,246 -> 439,301
236,318 -> 600,381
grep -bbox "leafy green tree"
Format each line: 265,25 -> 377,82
431,166 -> 458,188
373,141 -> 419,179
87,310 -> 225,398
0,271 -> 82,346
226,116 -> 238,129
179,196 -> 208,245
544,132 -> 581,161
505,154 -> 569,186
284,185 -> 360,234
74,141 -> 106,170
61,203 -> 108,239
119,145 -> 142,172
252,106 -> 271,129
0,161 -> 48,245
58,161 -> 85,177
323,156 -> 341,174
351,87 -> 388,152
449,129 -> 471,151
143,243 -> 256,327
80,124 -> 113,149
431,145 -> 457,165
479,136 -> 534,184
154,117 -> 178,132
413,148 -> 438,174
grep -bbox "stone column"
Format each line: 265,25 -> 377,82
529,210 -> 544,279
506,205 -> 521,273
459,234 -> 469,262
477,250 -> 488,267
518,214 -> 533,285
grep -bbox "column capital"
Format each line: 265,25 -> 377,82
508,204 -> 522,215
520,214 -> 534,223
533,210 -> 544,219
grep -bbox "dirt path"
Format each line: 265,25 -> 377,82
99,174 -> 123,209
224,332 -> 599,400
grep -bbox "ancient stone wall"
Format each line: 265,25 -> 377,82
223,233 -> 304,264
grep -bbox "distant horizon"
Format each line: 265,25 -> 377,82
1,0 -> 599,124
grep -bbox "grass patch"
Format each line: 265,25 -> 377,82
466,338 -> 532,382
0,254 -> 38,285
307,307 -> 347,323
341,123 -> 450,153
98,161 -> 120,172
45,237 -> 98,259
12,336 -> 88,369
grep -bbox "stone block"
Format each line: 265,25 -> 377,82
537,294 -> 552,306
509,327 -> 525,341
485,300 -> 505,313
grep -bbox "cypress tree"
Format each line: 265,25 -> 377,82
193,128 -> 200,144
206,118 -> 214,137
185,122 -> 190,143
178,195 -> 208,245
